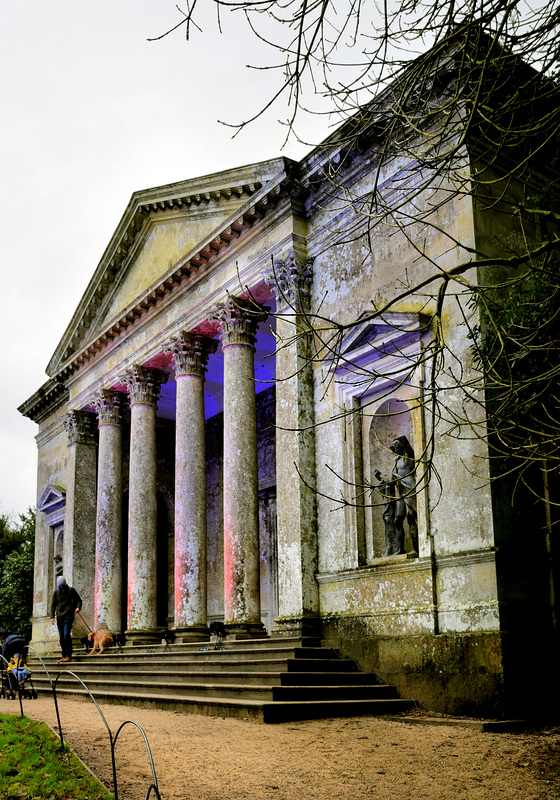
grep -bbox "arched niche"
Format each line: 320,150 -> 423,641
54,528 -> 64,582
331,311 -> 430,565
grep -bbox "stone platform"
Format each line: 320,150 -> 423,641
29,636 -> 414,723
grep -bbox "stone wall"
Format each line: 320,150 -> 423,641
322,617 -> 507,717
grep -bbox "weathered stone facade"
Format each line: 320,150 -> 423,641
19,121 -> 557,716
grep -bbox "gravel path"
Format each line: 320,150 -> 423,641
5,696 -> 559,800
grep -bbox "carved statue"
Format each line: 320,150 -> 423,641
390,435 -> 419,554
53,554 -> 63,579
374,469 -> 405,556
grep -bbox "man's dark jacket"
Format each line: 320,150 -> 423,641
50,585 -> 82,620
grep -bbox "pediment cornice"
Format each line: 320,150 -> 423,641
18,376 -> 69,424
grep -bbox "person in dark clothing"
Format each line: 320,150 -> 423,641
50,576 -> 82,663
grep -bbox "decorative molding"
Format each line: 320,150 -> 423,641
316,555 -> 430,583
63,410 -> 96,446
316,548 -> 498,584
35,417 -> 67,449
329,311 -> 431,407
209,296 -> 269,349
37,484 -> 66,527
18,378 -> 68,424
164,331 -> 218,378
122,366 -> 168,406
264,250 -> 314,311
434,548 -> 498,569
92,389 -> 125,426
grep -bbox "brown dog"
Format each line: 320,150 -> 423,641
87,630 -> 113,655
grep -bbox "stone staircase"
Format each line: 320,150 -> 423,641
29,637 -> 414,723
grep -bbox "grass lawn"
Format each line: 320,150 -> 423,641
0,712 -> 113,799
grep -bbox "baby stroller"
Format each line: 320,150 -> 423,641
0,634 -> 38,700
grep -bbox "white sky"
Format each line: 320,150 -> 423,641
0,1 -> 331,518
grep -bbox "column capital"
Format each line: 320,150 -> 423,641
92,389 -> 125,426
164,331 -> 218,378
122,366 -> 168,405
264,251 -> 314,311
209,296 -> 268,349
63,410 -> 96,446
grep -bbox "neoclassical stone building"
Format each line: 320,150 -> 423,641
20,109 -> 557,716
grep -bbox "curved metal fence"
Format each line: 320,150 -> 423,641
0,644 -> 162,800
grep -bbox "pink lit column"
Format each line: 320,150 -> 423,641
166,332 -> 217,641
123,366 -> 167,643
92,390 -> 124,633
211,297 -> 268,635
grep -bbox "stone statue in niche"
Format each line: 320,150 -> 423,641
53,554 -> 63,579
374,469 -> 402,556
374,434 -> 419,557
390,435 -> 419,555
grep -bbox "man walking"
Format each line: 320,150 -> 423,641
50,576 -> 82,663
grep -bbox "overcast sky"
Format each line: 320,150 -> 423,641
0,1 -> 331,518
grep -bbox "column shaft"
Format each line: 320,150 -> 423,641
128,402 -> 157,632
93,391 -> 123,632
223,343 -> 260,623
167,331 -> 217,640
210,298 -> 268,634
124,366 -> 166,641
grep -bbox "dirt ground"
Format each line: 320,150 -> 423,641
5,697 -> 560,800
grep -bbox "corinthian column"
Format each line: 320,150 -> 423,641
165,332 -> 217,641
122,365 -> 167,643
210,297 -> 268,636
265,251 -> 320,638
92,390 -> 124,633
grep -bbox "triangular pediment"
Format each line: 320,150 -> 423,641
47,158 -> 289,376
334,311 -> 431,403
340,311 -> 428,359
95,205 -> 233,333
37,485 -> 66,526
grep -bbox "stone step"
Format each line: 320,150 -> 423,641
62,636 -> 322,658
34,657 -> 359,674
35,645 -> 343,667
31,668 -> 380,687
29,685 -> 413,722
31,674 -> 396,702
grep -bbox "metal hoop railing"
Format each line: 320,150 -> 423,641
0,643 -> 163,800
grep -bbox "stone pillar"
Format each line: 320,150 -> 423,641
165,332 -> 217,641
63,411 -> 97,622
92,390 -> 124,633
122,365 -> 167,643
265,252 -> 321,638
210,297 -> 268,636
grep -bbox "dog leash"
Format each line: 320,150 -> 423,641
76,610 -> 93,634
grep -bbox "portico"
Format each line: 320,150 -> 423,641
80,290 -> 283,645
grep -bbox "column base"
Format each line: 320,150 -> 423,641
271,614 -> 322,639
125,629 -> 161,647
173,625 -> 210,643
224,621 -> 268,640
